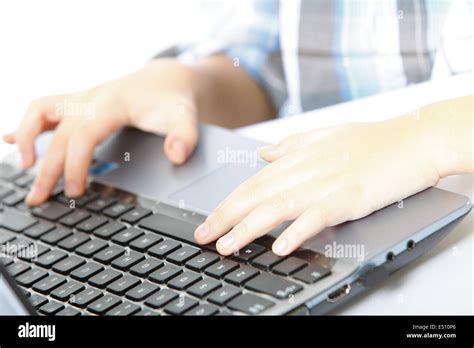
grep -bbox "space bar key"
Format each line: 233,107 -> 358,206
139,213 -> 200,246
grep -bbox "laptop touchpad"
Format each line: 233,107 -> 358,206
169,162 -> 265,214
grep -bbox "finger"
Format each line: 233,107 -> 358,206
195,170 -> 303,245
163,110 -> 199,165
259,126 -> 340,162
15,97 -> 63,168
3,133 -> 15,144
215,192 -> 308,255
272,187 -> 356,256
26,122 -> 73,206
64,113 -> 127,197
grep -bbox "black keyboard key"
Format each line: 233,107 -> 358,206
40,227 -> 73,245
51,280 -> 85,301
32,274 -> 67,294
187,278 -> 221,298
0,228 -> 16,244
39,300 -> 64,315
148,239 -> 181,258
111,251 -> 145,271
245,273 -> 303,299
32,202 -> 72,221
167,245 -> 200,265
167,271 -> 201,290
107,301 -> 141,316
103,202 -> 133,218
125,281 -> 159,301
89,268 -> 122,288
186,252 -> 220,272
59,209 -> 91,227
207,285 -> 241,306
16,268 -> 49,287
234,243 -> 266,262
0,210 -> 38,232
252,251 -> 286,270
58,191 -> 99,208
107,275 -> 141,295
93,221 -> 126,239
0,186 -> 14,199
145,288 -> 179,309
69,287 -> 103,308
6,261 -> 31,277
130,258 -> 163,277
5,238 -> 32,258
0,256 -> 14,266
149,264 -> 182,284
70,262 -> 104,281
134,308 -> 159,316
139,212 -> 199,245
52,256 -> 86,274
35,250 -> 68,268
129,233 -> 162,252
111,227 -> 143,245
204,259 -> 239,278
18,243 -> 50,262
272,257 -> 307,276
292,264 -> 331,284
76,216 -> 108,233
93,245 -> 125,264
86,197 -> 117,213
13,173 -> 34,188
75,239 -> 108,257
24,221 -> 55,238
227,293 -> 275,314
30,293 -> 48,308
2,191 -> 26,206
0,163 -> 23,181
185,304 -> 219,316
164,296 -> 198,315
57,232 -> 90,251
121,207 -> 152,224
87,294 -> 121,315
224,266 -> 259,286
56,306 -> 81,316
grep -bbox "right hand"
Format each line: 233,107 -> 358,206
3,59 -> 200,205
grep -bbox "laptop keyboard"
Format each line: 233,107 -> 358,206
0,162 -> 332,316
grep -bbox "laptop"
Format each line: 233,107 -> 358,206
0,124 -> 471,315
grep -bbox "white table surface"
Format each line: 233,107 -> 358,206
236,73 -> 474,314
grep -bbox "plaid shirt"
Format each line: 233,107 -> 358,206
176,0 -> 473,116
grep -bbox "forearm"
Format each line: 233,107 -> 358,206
189,54 -> 276,128
418,95 -> 474,177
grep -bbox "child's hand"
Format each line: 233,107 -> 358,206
194,115 -> 445,256
3,59 -> 200,205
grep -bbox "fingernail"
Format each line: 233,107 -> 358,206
172,140 -> 188,162
195,222 -> 209,241
273,238 -> 288,255
66,181 -> 81,197
26,184 -> 44,204
217,234 -> 235,253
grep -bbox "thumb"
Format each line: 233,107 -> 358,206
163,112 -> 199,165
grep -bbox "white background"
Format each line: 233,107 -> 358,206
0,0 -> 232,149
0,0 -> 472,315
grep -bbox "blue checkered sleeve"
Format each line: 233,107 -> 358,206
177,0 -> 280,86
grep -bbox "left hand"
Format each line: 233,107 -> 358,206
194,117 -> 442,256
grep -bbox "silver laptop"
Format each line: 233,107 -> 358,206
0,124 -> 471,315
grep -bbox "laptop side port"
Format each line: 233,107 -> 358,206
326,284 -> 351,303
